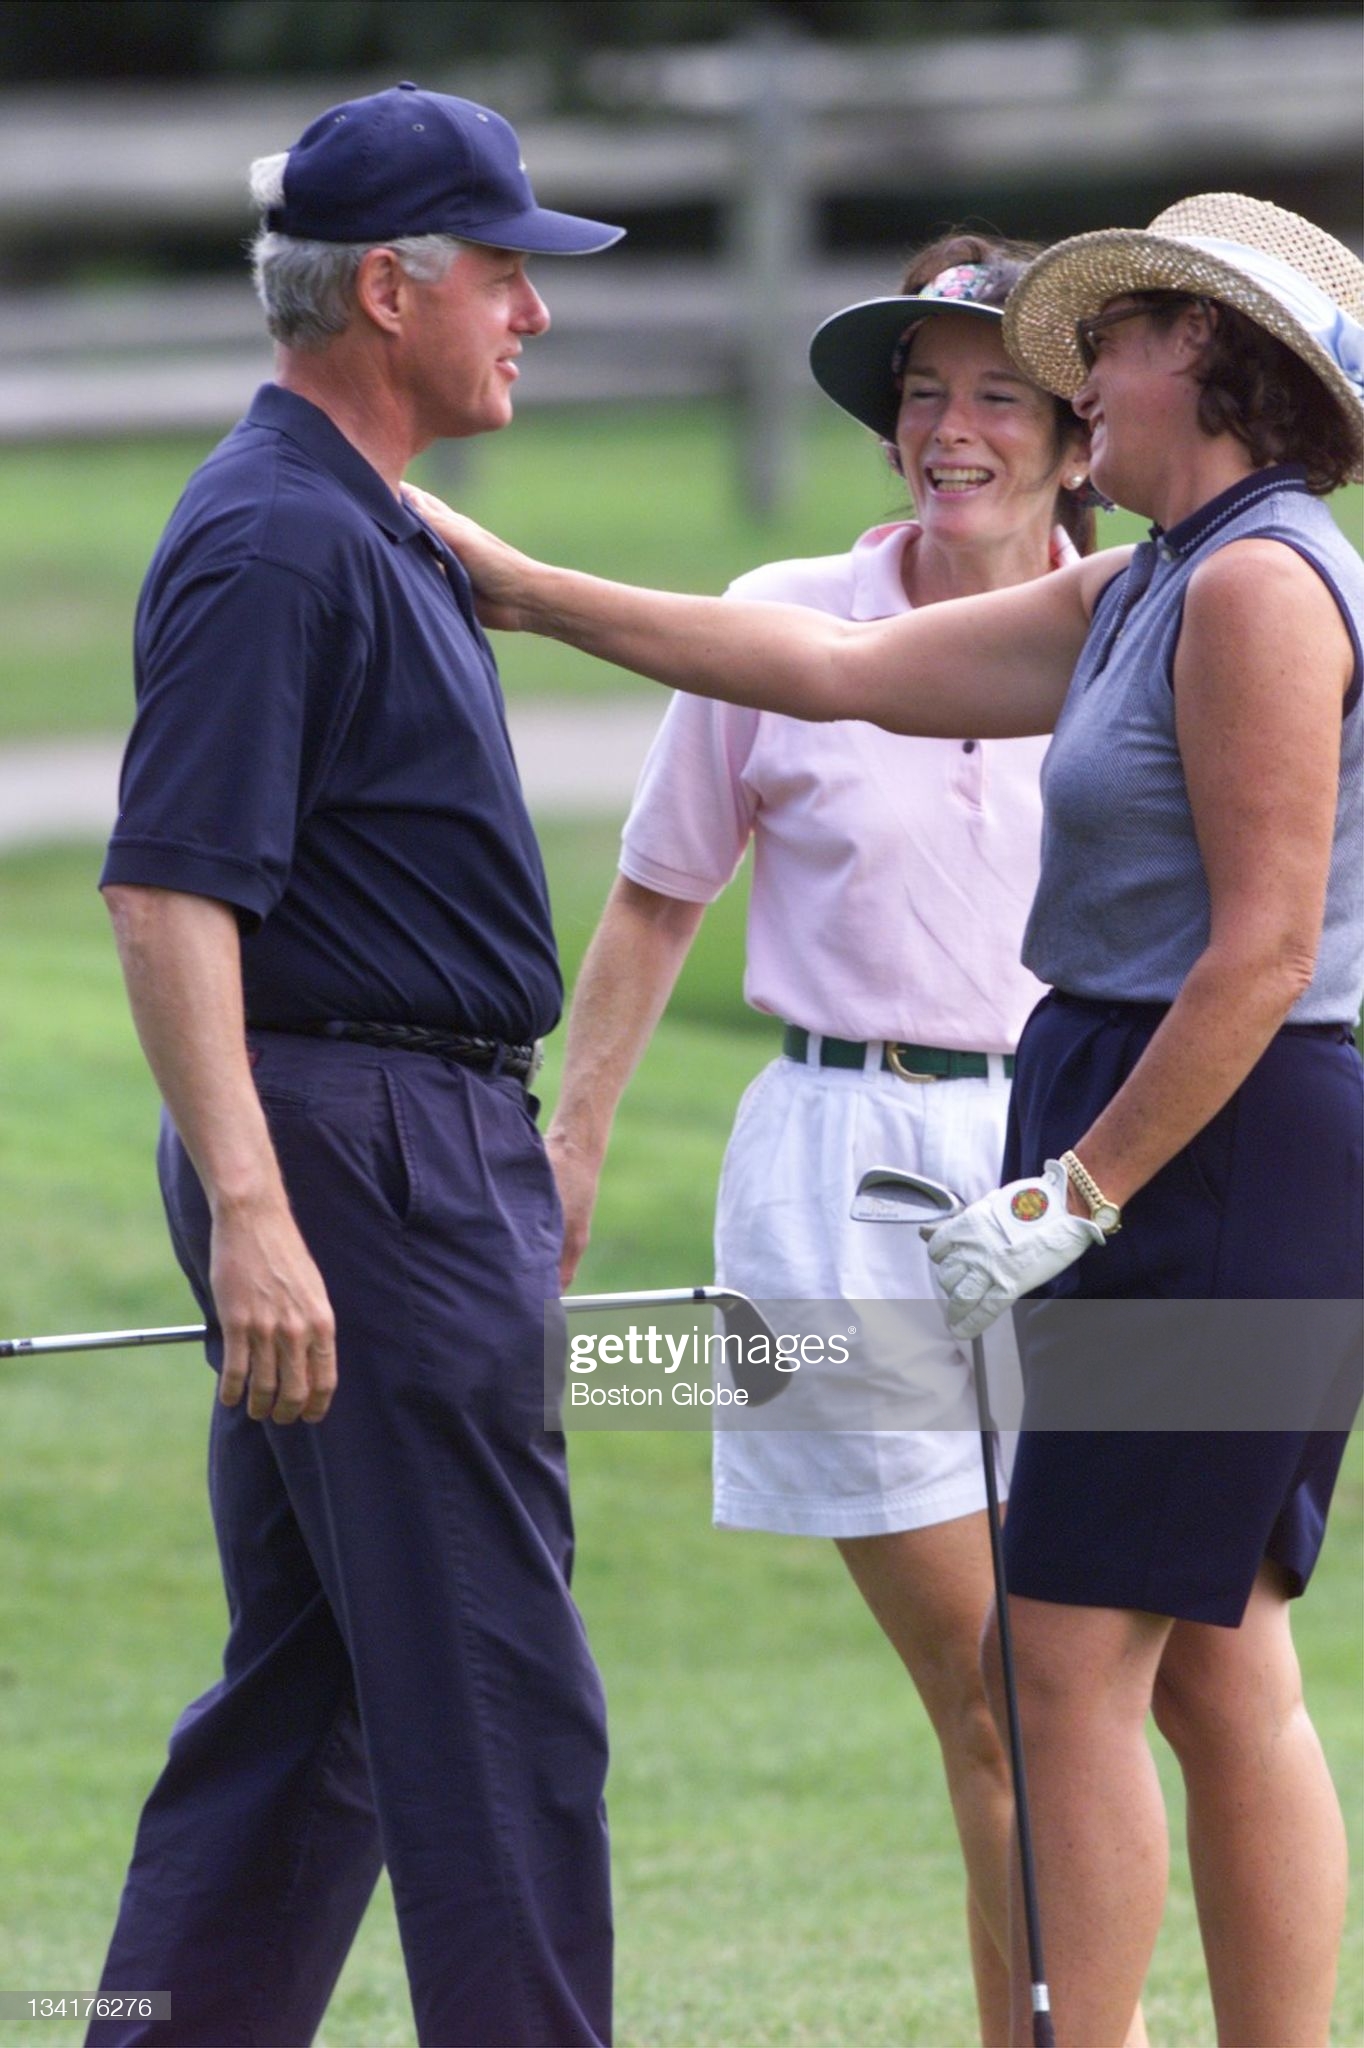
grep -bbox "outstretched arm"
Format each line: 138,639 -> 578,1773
547,877 -> 706,1287
406,485 -> 1127,740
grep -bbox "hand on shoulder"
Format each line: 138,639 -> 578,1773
402,483 -> 537,631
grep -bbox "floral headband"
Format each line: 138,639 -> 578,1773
888,264 -> 1006,380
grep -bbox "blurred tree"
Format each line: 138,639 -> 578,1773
0,0 -> 1357,83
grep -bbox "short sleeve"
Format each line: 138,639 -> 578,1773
102,557 -> 368,924
618,687 -> 762,902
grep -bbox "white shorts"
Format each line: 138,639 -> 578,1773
712,1044 -> 1017,1539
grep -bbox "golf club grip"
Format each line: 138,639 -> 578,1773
1032,2010 -> 1057,2046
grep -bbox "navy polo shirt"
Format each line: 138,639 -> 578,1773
102,385 -> 562,1040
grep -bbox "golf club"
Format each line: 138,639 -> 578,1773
852,1164 -> 1055,2048
0,1287 -> 786,1405
565,1287 -> 783,1404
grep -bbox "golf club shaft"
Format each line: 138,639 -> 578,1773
847,1168 -> 1056,2037
973,1334 -> 1055,2048
563,1287 -> 745,1314
0,1287 -> 755,1360
0,1323 -> 206,1358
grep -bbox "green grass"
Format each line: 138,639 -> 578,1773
0,405 -> 1359,741
0,402 -> 880,736
0,837 -> 1361,2046
1,403 -> 1360,2042
0,403 -> 1124,740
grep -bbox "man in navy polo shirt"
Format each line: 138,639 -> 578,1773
88,86 -> 623,2048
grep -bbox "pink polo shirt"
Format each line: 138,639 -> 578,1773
618,521 -> 1066,1054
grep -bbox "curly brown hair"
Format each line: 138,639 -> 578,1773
1127,291 -> 1352,495
892,231 -> 1097,554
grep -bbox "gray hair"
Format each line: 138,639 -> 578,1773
247,151 -> 467,349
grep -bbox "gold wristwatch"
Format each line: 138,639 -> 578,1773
1059,1150 -> 1122,1235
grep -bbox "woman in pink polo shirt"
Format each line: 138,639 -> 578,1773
537,234 -> 1121,2045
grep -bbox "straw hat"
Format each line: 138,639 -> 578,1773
1003,194 -> 1364,482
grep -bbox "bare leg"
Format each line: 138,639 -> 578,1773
984,1596 -> 1170,2048
1153,1562 -> 1346,2047
839,1514 -> 1014,2045
967,1890 -> 1012,2048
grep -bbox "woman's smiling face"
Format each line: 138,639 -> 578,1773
1070,296 -> 1205,514
894,310 -> 1080,549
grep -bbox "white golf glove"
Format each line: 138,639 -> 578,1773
922,1158 -> 1105,1338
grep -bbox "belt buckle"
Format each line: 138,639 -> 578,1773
886,1043 -> 939,1084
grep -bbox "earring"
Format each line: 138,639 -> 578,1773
1066,474 -> 1087,490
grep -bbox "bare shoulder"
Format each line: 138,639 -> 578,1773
1186,538 -> 1354,683
1180,538 -> 1355,712
1188,535 -> 1345,615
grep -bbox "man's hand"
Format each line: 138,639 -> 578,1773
210,1192 -> 337,1424
543,882 -> 707,1293
544,1129 -> 602,1290
923,1158 -> 1104,1338
402,484 -> 536,631
104,884 -> 339,1428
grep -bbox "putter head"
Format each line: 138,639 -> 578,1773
851,1167 -> 964,1226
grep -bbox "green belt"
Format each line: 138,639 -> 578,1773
782,1024 -> 1014,1082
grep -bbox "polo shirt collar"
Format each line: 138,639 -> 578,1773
1151,461 -> 1310,560
850,520 -> 920,618
246,383 -> 424,544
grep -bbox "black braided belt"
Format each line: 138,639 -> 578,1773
269,1020 -> 543,1081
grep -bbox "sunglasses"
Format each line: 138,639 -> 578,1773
1075,293 -> 1208,372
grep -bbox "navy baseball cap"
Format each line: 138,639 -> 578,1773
267,82 -> 625,255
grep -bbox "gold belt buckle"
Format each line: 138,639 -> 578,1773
886,1043 -> 939,1084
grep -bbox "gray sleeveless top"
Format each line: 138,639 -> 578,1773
1023,465 -> 1364,1024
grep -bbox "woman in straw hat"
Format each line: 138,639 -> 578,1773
408,192 -> 1362,2043
527,232 -> 1150,2048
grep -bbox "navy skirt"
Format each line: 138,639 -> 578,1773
1001,991 -> 1363,1627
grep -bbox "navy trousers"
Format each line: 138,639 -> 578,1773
86,1034 -> 612,2048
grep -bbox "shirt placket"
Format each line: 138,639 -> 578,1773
949,736 -> 985,810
